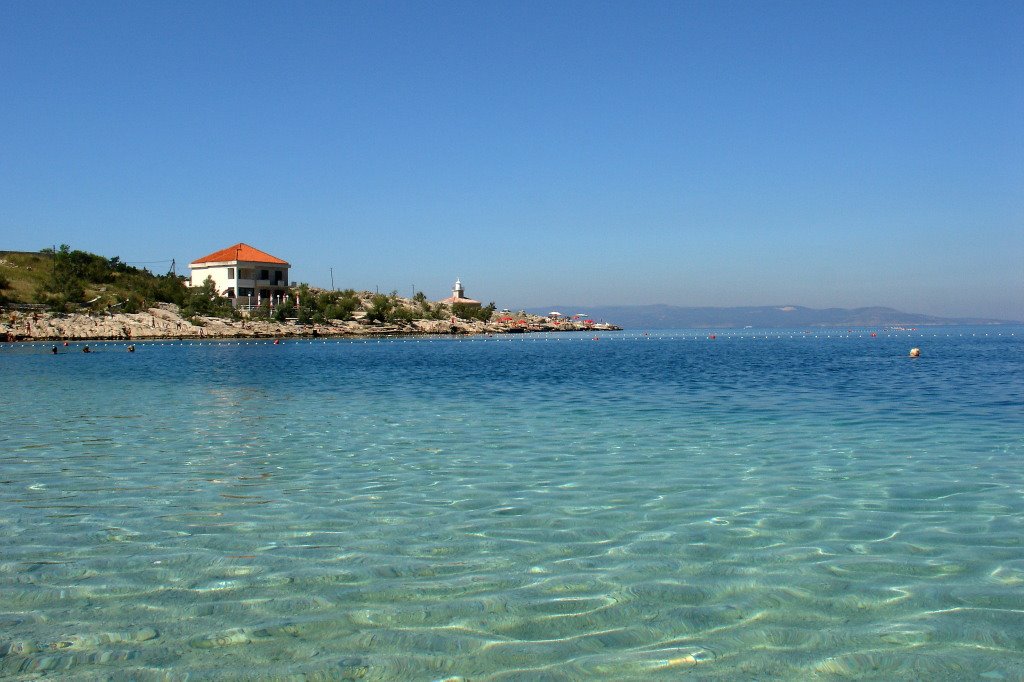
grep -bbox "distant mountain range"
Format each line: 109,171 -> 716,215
523,305 -> 1020,329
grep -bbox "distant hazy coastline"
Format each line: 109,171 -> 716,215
528,304 -> 1020,330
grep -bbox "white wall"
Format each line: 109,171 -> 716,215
189,261 -> 289,297
190,263 -> 234,293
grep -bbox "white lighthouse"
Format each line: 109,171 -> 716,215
441,277 -> 481,307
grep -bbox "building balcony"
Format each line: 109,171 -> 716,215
235,278 -> 288,289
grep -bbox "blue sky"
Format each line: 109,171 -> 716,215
2,1 -> 1021,319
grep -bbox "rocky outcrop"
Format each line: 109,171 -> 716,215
1,306 -> 620,342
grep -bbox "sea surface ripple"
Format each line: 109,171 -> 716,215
1,328 -> 1022,680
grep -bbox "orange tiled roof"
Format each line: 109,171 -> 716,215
190,243 -> 289,266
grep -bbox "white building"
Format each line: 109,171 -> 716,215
441,278 -> 481,307
189,243 -> 290,305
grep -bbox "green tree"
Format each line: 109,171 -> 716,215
16,245 -> 187,310
298,306 -> 315,324
427,302 -> 448,320
291,284 -> 315,324
249,301 -> 272,320
152,274 -> 188,306
390,306 -> 415,322
181,276 -> 234,319
364,293 -> 394,322
451,301 -> 496,322
273,300 -> 296,322
323,293 -> 359,321
36,244 -> 85,311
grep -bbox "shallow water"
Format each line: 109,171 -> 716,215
1,328 -> 1022,680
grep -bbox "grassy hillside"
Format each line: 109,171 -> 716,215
0,251 -> 52,304
0,247 -> 187,312
1,247 -> 498,324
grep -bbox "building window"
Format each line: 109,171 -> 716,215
227,268 -> 235,279
260,269 -> 269,280
226,288 -> 235,298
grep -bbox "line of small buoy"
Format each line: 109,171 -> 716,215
0,329 -> 1016,351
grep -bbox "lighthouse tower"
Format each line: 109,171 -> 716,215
441,277 -> 481,307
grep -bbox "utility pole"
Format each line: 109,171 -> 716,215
330,267 -> 334,291
168,258 -> 176,277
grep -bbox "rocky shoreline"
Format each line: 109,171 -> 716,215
2,305 -> 621,343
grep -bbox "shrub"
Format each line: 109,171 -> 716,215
120,296 -> 144,314
26,245 -> 188,311
248,301 -> 272,320
451,302 -> 496,322
364,294 -> 394,322
181,276 -> 234,319
390,306 -> 416,322
324,297 -> 358,321
273,300 -> 296,322
36,244 -> 86,311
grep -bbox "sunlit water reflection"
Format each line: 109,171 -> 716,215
1,328 -> 1022,679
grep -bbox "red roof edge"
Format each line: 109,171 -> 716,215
190,243 -> 289,266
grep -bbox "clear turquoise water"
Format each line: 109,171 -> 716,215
1,328 -> 1022,680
